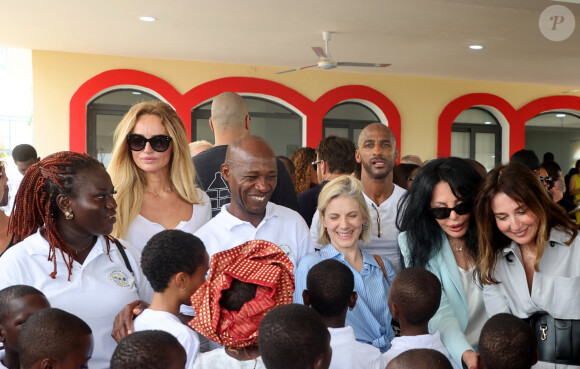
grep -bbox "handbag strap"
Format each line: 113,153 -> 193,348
374,254 -> 388,283
111,238 -> 134,275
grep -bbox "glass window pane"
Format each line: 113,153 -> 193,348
323,102 -> 380,143
95,113 -> 122,167
192,97 -> 302,157
454,108 -> 498,125
88,89 -> 161,165
451,131 -> 470,158
325,102 -> 379,120
324,127 -> 349,138
194,118 -> 214,144
475,132 -> 495,171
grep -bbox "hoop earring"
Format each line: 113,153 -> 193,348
65,210 -> 74,220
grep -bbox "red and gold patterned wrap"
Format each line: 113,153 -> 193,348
189,239 -> 295,348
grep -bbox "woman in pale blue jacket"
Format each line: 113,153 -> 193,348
396,157 -> 485,369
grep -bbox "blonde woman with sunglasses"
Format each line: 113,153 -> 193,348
396,157 -> 484,369
108,102 -> 211,253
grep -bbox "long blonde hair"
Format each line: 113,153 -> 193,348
108,101 -> 201,239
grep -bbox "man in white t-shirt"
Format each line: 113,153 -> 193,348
195,135 -> 313,267
310,123 -> 405,273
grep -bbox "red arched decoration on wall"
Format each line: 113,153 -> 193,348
70,70 -> 401,153
438,93 -> 518,158
69,69 -> 185,152
438,93 -> 580,158
312,85 -> 402,151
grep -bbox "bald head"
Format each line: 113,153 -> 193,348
358,123 -> 396,148
225,135 -> 276,166
211,92 -> 249,129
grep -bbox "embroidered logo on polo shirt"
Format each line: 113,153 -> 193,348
109,269 -> 133,288
277,244 -> 294,263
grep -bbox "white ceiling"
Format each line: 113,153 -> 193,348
2,0 -> 580,87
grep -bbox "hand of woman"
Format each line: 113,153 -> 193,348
462,350 -> 480,369
111,299 -> 149,342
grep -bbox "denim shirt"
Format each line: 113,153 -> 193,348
294,244 -> 396,352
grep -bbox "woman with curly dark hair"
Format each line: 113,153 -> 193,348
0,151 -> 152,369
396,157 -> 484,369
290,147 -> 319,194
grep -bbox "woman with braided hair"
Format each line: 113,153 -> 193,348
0,151 -> 153,369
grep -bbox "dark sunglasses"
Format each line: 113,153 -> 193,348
429,202 -> 472,220
126,134 -> 172,152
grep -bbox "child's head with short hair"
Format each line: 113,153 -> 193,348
479,313 -> 537,369
141,229 -> 208,302
259,304 -> 332,369
387,348 -> 453,369
111,330 -> 187,369
303,259 -> 355,317
388,267 -> 441,327
18,308 -> 93,369
0,285 -> 50,368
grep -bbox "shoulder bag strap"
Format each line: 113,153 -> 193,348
373,254 -> 388,282
111,238 -> 134,275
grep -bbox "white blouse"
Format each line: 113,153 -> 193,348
125,189 -> 211,252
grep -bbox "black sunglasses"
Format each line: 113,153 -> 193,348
126,134 -> 172,152
429,202 -> 472,220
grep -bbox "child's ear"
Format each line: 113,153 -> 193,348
390,302 -> 400,322
174,272 -> 187,289
349,291 -> 357,310
302,290 -> 311,307
0,325 -> 6,343
312,350 -> 330,369
39,358 -> 57,369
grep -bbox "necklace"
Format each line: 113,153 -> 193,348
455,246 -> 463,252
67,243 -> 92,255
145,185 -> 173,197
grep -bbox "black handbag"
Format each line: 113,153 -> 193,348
527,313 -> 580,365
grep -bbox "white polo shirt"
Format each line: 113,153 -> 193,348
0,230 -> 153,369
309,185 -> 406,273
328,326 -> 385,369
134,309 -> 200,369
382,331 -> 460,369
194,202 -> 314,268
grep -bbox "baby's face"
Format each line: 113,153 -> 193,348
0,294 -> 50,350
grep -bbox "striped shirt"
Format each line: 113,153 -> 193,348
294,245 -> 396,352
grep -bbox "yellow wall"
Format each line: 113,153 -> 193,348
32,50 -> 570,160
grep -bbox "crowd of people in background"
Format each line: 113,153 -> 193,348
0,92 -> 578,369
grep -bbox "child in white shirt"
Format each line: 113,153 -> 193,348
133,230 -> 209,369
383,267 -> 460,369
302,259 -> 385,369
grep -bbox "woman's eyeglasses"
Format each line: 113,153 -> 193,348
429,202 -> 472,220
126,134 -> 172,152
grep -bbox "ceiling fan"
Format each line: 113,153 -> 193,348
276,31 -> 391,74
